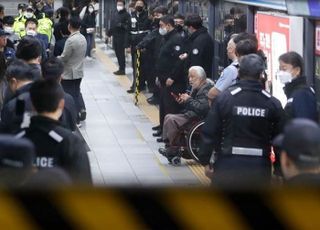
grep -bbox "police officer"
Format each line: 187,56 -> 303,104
180,14 -> 214,79
16,80 -> 92,185
136,5 -> 168,105
199,54 -> 284,187
154,15 -> 187,141
127,0 -> 152,93
107,0 -> 131,75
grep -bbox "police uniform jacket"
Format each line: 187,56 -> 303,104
283,76 -> 318,122
17,116 -> 92,184
1,83 -> 33,133
129,10 -> 151,47
199,80 -> 284,166
156,29 -> 186,86
107,9 -> 130,39
186,27 -> 214,78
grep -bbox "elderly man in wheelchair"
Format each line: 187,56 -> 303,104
158,66 -> 213,165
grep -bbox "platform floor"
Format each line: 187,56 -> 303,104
79,41 -> 203,186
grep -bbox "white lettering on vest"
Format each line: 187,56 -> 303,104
36,157 -> 54,168
235,106 -> 266,117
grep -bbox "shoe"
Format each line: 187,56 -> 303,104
157,137 -> 164,143
153,130 -> 162,137
78,109 -> 87,121
76,120 -> 82,128
113,70 -> 126,75
85,56 -> 93,61
127,87 -> 135,94
147,96 -> 159,105
152,125 -> 161,131
158,147 -> 167,156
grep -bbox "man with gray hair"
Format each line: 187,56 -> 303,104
159,66 -> 213,163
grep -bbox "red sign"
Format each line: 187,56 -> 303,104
316,21 -> 320,56
254,13 -> 290,106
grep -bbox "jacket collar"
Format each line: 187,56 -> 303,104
284,76 -> 307,98
237,79 -> 264,89
69,30 -> 80,37
189,26 -> 207,41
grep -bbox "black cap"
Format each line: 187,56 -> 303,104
273,119 -> 320,165
18,3 -> 28,10
0,136 -> 35,170
239,53 -> 265,78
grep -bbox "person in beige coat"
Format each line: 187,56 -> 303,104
58,16 -> 87,124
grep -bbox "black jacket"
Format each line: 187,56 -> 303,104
199,80 -> 285,165
129,10 -> 152,46
156,29 -> 185,84
186,27 -> 214,78
107,9 -> 131,37
17,116 -> 92,184
1,84 -> 77,133
283,76 -> 318,122
81,12 -> 96,35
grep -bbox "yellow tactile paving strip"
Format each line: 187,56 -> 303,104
95,48 -> 210,185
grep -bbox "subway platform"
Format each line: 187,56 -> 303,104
79,40 -> 209,186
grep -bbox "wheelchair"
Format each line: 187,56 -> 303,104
166,119 -> 205,166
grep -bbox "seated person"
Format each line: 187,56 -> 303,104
159,66 -> 213,158
274,118 -> 320,185
16,79 -> 92,185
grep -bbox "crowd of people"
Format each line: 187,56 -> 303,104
0,0 -> 99,187
0,0 -> 319,188
106,0 -> 320,187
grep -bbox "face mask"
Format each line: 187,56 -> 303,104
4,27 -> 14,34
117,6 -> 124,11
26,30 -> 37,36
159,27 -> 167,36
277,70 -> 292,84
25,12 -> 33,19
135,6 -> 143,12
88,8 -> 94,13
175,24 -> 183,31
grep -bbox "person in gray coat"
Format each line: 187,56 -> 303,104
159,66 -> 213,156
58,16 -> 87,123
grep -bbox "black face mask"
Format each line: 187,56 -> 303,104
153,18 -> 160,27
135,6 -> 143,12
175,24 -> 183,31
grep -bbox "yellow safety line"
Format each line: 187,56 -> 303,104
270,188 -> 320,229
163,190 -> 248,230
95,48 -> 207,185
56,190 -> 146,230
0,193 -> 36,230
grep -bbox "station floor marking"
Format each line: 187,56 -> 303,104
95,48 -> 210,185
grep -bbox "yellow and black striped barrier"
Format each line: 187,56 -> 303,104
1,187 -> 320,229
134,49 -> 141,106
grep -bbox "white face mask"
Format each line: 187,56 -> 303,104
88,8 -> 94,13
25,12 -> 33,18
159,27 -> 167,36
26,30 -> 37,36
117,6 -> 124,11
4,27 -> 14,34
277,70 -> 293,84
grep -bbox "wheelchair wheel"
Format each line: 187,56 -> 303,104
187,121 -> 205,162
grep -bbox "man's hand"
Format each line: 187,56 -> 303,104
179,53 -> 188,60
166,78 -> 174,87
178,93 -> 191,103
204,165 -> 214,179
